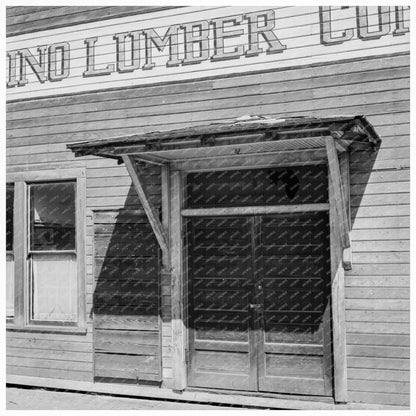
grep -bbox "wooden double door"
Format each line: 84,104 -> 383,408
186,213 -> 333,396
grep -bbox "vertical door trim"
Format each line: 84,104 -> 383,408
247,216 -> 259,391
329,161 -> 348,403
170,170 -> 187,390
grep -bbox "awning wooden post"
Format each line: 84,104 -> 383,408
122,155 -> 170,264
339,151 -> 352,270
325,137 -> 350,251
170,170 -> 187,391
327,138 -> 349,403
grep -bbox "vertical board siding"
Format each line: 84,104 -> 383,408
6,52 -> 409,407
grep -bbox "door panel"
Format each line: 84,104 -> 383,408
186,213 -> 332,396
257,213 -> 332,396
187,217 -> 253,390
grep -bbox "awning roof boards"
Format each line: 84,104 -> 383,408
67,115 -> 381,163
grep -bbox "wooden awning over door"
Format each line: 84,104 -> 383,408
68,114 -> 380,270
68,115 -> 380,162
67,114 -> 381,401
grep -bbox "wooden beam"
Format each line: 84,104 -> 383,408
339,152 -> 352,270
75,175 -> 87,328
170,170 -> 187,390
325,137 -> 350,250
13,182 -> 27,326
182,204 -> 329,217
122,155 -> 169,260
160,165 -> 171,269
329,165 -> 348,403
172,148 -> 327,172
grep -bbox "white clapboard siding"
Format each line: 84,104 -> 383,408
6,11 -> 410,406
6,6 -> 410,100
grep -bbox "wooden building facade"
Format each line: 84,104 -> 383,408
6,6 -> 410,410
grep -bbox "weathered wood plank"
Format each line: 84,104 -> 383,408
94,353 -> 160,379
5,330 -> 93,343
350,229 -> 409,241
93,315 -> 159,331
350,252 -> 409,264
348,379 -> 409,394
347,345 -> 409,358
7,6 -> 180,37
7,62 -> 410,122
265,355 -> 323,379
7,356 -> 93,372
7,90 -> 409,139
94,330 -> 160,354
347,368 -> 409,382
6,337 -> 93,352
351,205 -> 409,218
7,51 -> 409,112
7,77 -> 409,130
13,182 -> 27,326
170,170 -> 186,390
347,357 -> 409,370
7,347 -> 92,362
348,391 -> 409,406
329,159 -> 347,403
345,298 -> 409,311
345,287 -> 409,299
352,216 -> 409,230
345,276 -> 409,287
346,334 -> 409,347
345,310 -> 409,323
6,365 -> 92,382
350,193 -> 409,207
346,322 -> 409,334
194,351 -> 249,373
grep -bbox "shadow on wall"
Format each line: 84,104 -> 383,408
89,143 -> 378,386
92,164 -> 163,385
347,141 -> 379,230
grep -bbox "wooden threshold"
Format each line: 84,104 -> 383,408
182,203 -> 329,217
6,375 -> 409,410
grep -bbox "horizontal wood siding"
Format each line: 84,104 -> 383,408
93,210 -> 162,383
6,330 -> 93,382
6,51 -> 409,407
6,6 -> 181,37
6,7 -> 410,100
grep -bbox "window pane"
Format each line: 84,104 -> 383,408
31,253 -> 77,322
6,253 -> 14,318
6,185 -> 14,251
30,182 -> 76,251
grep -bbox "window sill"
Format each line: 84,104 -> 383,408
6,324 -> 88,335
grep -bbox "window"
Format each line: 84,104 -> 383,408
6,168 -> 86,329
6,184 -> 14,319
28,182 -> 77,323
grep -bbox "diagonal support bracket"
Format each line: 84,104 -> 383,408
122,155 -> 170,264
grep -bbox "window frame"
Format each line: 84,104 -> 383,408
28,180 -> 78,326
6,168 -> 86,330
6,183 -> 15,322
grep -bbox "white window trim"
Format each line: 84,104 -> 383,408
6,168 -> 86,330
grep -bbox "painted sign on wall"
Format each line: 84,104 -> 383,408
6,6 -> 410,100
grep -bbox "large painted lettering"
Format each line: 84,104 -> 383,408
6,7 -> 410,90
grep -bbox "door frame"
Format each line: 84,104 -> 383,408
184,212 -> 333,395
167,152 -> 349,402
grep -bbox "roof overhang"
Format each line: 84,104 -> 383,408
67,115 -> 381,164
